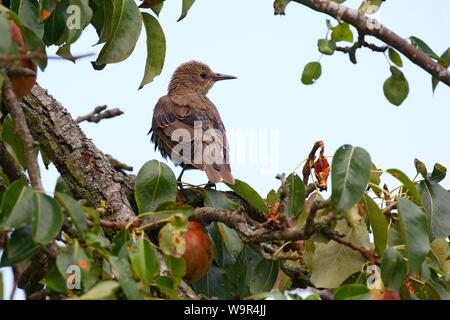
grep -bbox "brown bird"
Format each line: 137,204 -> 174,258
149,61 -> 236,185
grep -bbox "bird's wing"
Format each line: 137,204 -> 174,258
150,95 -> 234,184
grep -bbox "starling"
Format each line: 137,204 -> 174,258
149,61 -> 236,185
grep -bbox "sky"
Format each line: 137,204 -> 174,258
2,0 -> 450,299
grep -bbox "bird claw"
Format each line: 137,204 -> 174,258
204,182 -> 216,190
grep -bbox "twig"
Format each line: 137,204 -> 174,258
292,0 -> 450,86
76,105 -> 124,124
6,66 -> 37,77
324,230 -> 377,264
0,70 -> 43,191
0,52 -> 94,63
106,154 -> 133,173
0,140 -> 30,184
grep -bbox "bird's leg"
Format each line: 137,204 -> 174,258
177,168 -> 186,189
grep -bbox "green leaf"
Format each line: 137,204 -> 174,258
192,264 -> 233,299
430,238 -> 449,270
0,13 -> 12,55
430,163 -> 446,183
20,25 -> 47,70
397,197 -> 430,274
0,226 -> 40,266
334,284 -> 371,300
265,189 -> 279,206
55,192 -> 89,235
417,180 -> 450,240
383,66 -> 409,106
284,173 -> 305,217
381,247 -> 407,291
310,220 -> 369,288
414,158 -> 428,178
164,255 -> 186,282
43,0 -> 69,45
139,12 -> 166,89
301,61 -> 321,85
54,176 -> 72,196
41,266 -> 67,293
95,0 -> 114,44
95,0 -> 142,65
2,115 -> 26,167
177,0 -> 196,22
135,160 -> 177,213
317,38 -> 336,55
76,281 -> 120,300
331,145 -> 371,213
0,181 -> 34,229
226,179 -> 269,214
203,189 -> 239,210
362,194 -> 388,255
32,192 -> 64,245
109,256 -> 144,300
129,237 -> 159,287
216,222 -> 243,259
388,48 -> 403,67
158,221 -> 186,257
409,36 -> 441,61
331,22 -> 353,42
249,259 -> 279,295
203,189 -> 242,258
11,0 -> 44,39
386,168 -> 422,205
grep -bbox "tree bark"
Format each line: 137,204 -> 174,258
22,84 -> 134,222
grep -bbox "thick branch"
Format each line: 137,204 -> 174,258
1,71 -> 43,190
22,84 -> 133,221
293,0 -> 450,86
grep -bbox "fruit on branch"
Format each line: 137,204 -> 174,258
371,289 -> 401,300
7,20 -> 37,98
181,221 -> 213,283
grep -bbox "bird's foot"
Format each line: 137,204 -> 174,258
204,182 -> 216,190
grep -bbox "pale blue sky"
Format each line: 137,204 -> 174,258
2,0 -> 450,299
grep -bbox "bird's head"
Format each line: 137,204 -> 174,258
168,61 -> 236,95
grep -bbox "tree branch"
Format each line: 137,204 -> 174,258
76,105 -> 124,124
1,71 -> 43,190
22,84 -> 133,221
293,0 -> 450,86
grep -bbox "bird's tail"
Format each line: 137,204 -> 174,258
205,163 -> 235,185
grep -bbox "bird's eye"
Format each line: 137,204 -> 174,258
200,72 -> 207,79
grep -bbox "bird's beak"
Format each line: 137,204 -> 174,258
213,73 -> 237,81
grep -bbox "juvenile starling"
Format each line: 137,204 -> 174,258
149,61 -> 236,185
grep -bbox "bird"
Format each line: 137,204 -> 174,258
149,61 -> 236,185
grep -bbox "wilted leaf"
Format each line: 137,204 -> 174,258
317,38 -> 336,55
